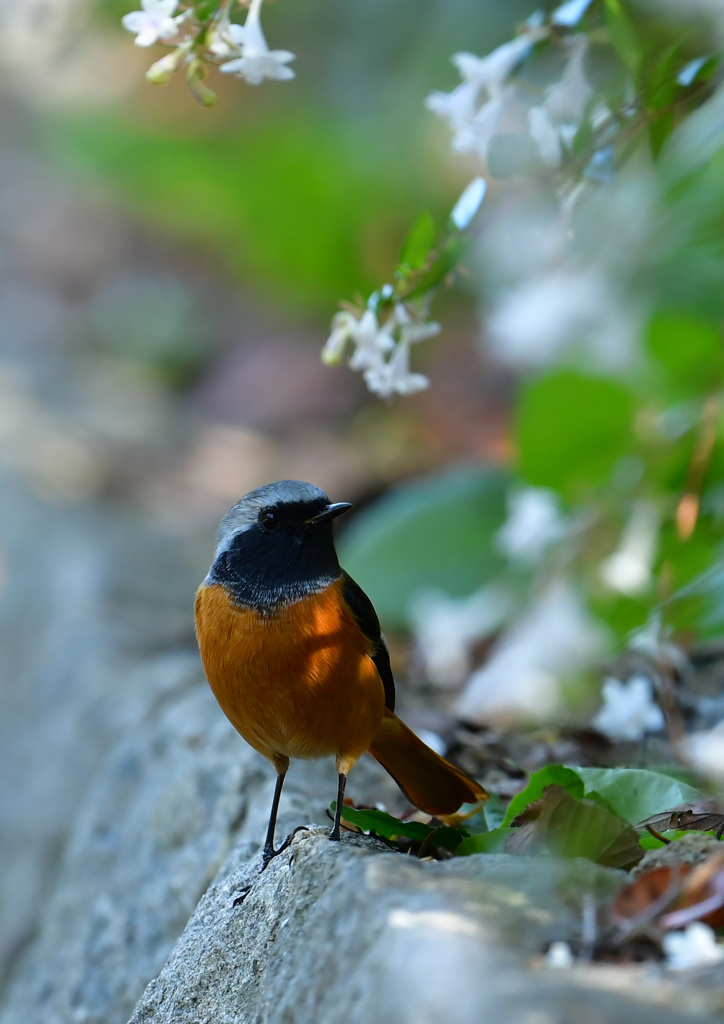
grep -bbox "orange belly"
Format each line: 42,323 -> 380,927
194,580 -> 386,766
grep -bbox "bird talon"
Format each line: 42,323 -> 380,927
260,825 -> 310,872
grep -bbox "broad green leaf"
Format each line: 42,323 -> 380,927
504,785 -> 641,868
516,371 -> 635,498
646,311 -> 723,390
503,764 -> 705,828
502,765 -> 585,826
575,767 -> 706,825
337,803 -> 465,852
399,211 -> 436,271
338,465 -> 508,627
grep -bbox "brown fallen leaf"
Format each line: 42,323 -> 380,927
611,864 -> 691,932
660,852 -> 724,930
505,784 -> 642,869
638,798 -> 724,837
611,852 -> 724,933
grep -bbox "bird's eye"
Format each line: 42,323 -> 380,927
260,509 -> 280,531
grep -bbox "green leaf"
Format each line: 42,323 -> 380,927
338,465 -> 508,627
662,87 -> 724,181
646,310 -> 723,390
604,0 -> 641,74
337,804 -> 465,852
401,235 -> 471,301
502,765 -> 585,826
649,110 -> 676,159
507,786 -> 641,868
638,828 -> 721,851
503,764 -> 706,828
399,211 -> 436,271
456,828 -> 514,855
516,371 -> 636,499
574,767 -> 706,825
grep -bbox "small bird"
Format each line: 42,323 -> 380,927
195,479 -> 487,870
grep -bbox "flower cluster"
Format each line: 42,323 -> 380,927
425,8 -> 603,172
121,0 -> 295,104
322,304 -> 439,399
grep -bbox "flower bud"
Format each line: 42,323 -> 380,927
145,41 -> 191,84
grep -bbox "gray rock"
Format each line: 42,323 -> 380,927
0,479 -> 201,991
129,831 -> 717,1024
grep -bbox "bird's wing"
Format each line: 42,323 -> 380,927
341,571 -> 395,712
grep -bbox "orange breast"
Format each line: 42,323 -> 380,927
194,580 -> 386,766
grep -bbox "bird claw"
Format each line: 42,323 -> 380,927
260,825 -> 310,872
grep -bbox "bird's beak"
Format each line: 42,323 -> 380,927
305,502 -> 352,525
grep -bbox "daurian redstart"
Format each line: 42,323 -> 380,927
195,479 -> 487,870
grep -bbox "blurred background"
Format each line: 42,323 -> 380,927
4,0 -> 724,1010
0,0 -> 533,997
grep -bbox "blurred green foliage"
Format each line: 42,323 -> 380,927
53,0 -> 532,314
339,465 -> 508,627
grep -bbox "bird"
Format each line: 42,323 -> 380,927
194,479 -> 487,871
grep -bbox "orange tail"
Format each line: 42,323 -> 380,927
368,711 -> 488,816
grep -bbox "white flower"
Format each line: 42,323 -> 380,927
486,266 -> 638,372
496,487 -> 567,563
451,177 -> 487,230
528,39 -> 592,168
592,674 -> 665,742
409,585 -> 511,687
450,91 -> 508,159
544,38 -> 591,124
363,339 -> 429,398
528,104 -> 562,167
545,941 -> 575,968
426,27 -> 547,163
453,33 -> 544,90
394,305 -> 441,345
683,721 -> 724,783
348,310 -> 395,372
321,311 -> 358,366
627,612 -> 688,671
209,21 -> 246,59
121,0 -> 179,48
458,580 -> 605,723
426,81 -> 479,125
219,0 -> 295,85
663,923 -> 724,971
322,308 -> 394,372
600,501 -> 660,596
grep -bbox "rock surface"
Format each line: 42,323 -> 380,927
2,492 -> 723,1024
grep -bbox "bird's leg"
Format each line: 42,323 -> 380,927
261,769 -> 286,870
259,756 -> 309,872
329,771 -> 348,842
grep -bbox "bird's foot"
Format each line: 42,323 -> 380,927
260,825 -> 310,873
